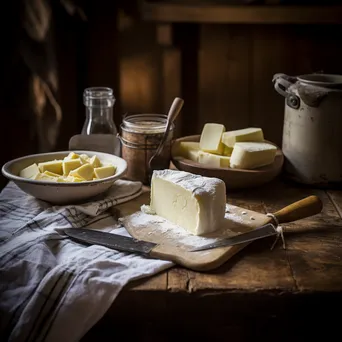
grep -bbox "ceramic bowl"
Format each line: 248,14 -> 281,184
1,150 -> 127,205
171,135 -> 284,190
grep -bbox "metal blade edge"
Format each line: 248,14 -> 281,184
64,228 -> 157,256
190,223 -> 277,252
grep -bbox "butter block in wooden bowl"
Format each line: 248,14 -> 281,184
171,135 -> 284,190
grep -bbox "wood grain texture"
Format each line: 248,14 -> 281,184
118,19 -> 164,115
123,179 -> 342,294
327,190 -> 342,219
83,180 -> 342,341
261,182 -> 342,292
141,3 -> 342,24
161,46 -> 182,137
125,271 -> 168,291
116,12 -> 342,145
198,25 -> 250,134
250,26 -> 296,147
123,197 -> 270,271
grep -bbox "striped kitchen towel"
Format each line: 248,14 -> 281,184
0,180 -> 173,342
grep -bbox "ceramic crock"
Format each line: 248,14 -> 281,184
273,73 -> 342,187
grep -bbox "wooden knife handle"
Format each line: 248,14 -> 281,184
270,195 -> 323,225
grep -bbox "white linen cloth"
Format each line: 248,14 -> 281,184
0,180 -> 173,342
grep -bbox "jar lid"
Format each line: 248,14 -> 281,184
122,114 -> 172,134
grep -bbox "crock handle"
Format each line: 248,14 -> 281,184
272,73 -> 297,98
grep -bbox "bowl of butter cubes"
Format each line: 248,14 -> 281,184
1,150 -> 127,204
171,124 -> 284,189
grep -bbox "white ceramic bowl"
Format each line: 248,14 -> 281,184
1,150 -> 127,205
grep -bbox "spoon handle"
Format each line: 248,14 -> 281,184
167,97 -> 184,125
154,97 -> 184,158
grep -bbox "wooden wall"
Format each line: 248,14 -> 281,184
117,16 -> 342,147
3,3 -> 342,159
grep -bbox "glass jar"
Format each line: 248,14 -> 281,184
69,87 -> 120,156
119,114 -> 174,185
82,87 -> 116,134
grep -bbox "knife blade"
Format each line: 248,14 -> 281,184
64,228 -> 158,256
190,194 -> 324,252
189,223 -> 278,252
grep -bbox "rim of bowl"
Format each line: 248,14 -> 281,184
1,150 -> 127,187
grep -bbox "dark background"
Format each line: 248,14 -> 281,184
1,0 -> 342,190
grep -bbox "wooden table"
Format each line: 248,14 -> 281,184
82,177 -> 342,341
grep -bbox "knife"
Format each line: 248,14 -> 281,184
64,228 -> 158,257
190,194 -> 323,252
189,223 -> 278,252
64,194 -> 323,256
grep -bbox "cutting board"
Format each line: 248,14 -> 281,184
114,190 -> 322,272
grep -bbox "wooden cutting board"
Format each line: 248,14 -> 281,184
114,189 -> 322,272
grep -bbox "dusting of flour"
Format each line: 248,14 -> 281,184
120,211 -> 220,249
152,169 -> 223,197
120,203 -> 251,250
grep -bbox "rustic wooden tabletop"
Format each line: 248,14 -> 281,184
82,177 -> 342,341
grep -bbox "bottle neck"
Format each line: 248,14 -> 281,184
82,87 -> 117,135
85,107 -> 114,121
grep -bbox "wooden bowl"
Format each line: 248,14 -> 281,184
171,135 -> 284,190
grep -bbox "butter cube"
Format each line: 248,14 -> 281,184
19,163 -> 40,179
173,141 -> 200,162
89,155 -> 101,168
199,123 -> 225,155
198,151 -> 230,168
222,145 -> 234,156
33,173 -> 58,182
79,154 -> 90,164
57,176 -> 83,183
69,164 -> 94,180
222,127 -> 264,149
62,158 -> 82,176
94,165 -> 116,179
230,142 -> 277,169
64,152 -> 79,160
38,160 -> 63,175
150,170 -> 226,236
43,171 -> 61,178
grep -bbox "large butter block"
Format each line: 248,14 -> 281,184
198,151 -> 230,168
199,123 -> 225,155
230,142 -> 277,169
222,127 -> 264,148
19,163 -> 40,179
38,160 -> 63,175
150,170 -> 226,235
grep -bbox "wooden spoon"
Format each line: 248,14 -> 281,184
148,97 -> 184,174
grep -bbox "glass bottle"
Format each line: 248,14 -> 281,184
81,87 -> 120,155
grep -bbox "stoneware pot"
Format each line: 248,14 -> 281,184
273,73 -> 342,188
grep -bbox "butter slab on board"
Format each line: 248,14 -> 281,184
115,190 -> 271,272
